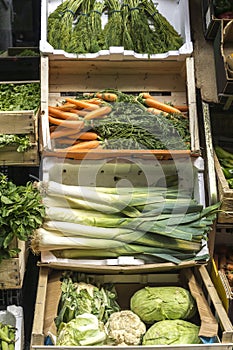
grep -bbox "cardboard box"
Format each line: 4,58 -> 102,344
40,56 -> 200,159
40,0 -> 193,60
31,265 -> 233,349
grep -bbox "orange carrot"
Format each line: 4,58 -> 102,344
55,103 -> 78,111
50,128 -> 80,139
174,105 -> 189,112
144,98 -> 183,115
65,97 -> 100,111
55,138 -> 80,145
84,106 -> 112,120
95,92 -> 118,102
48,106 -> 80,120
49,115 -> 85,130
76,132 -> 98,141
140,92 -> 152,99
83,98 -> 103,105
147,107 -> 168,116
56,140 -> 101,151
69,109 -> 89,117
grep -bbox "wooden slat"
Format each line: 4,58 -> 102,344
0,240 -> 27,289
0,110 -> 36,135
31,267 -> 50,347
197,265 -> 233,343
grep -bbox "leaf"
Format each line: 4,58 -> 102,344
1,195 -> 13,204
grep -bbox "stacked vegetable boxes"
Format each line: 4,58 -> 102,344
31,0 -> 233,348
0,82 -> 40,166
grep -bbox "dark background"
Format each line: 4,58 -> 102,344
12,0 -> 41,47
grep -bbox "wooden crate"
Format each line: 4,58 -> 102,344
214,20 -> 233,102
214,152 -> 233,223
201,0 -> 232,40
0,47 -> 40,81
40,56 -> 200,160
0,109 -> 39,166
211,225 -> 233,324
31,265 -> 233,349
0,239 -> 28,289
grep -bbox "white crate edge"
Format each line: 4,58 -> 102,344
0,305 -> 24,350
40,0 -> 193,60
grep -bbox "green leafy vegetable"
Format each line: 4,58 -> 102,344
55,275 -> 120,330
142,319 -> 201,345
0,83 -> 40,111
56,313 -> 107,346
130,286 -> 197,323
0,174 -> 45,262
0,134 -> 32,152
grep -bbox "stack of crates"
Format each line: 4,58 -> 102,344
31,0 -> 233,349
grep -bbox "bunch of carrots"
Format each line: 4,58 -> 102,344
47,90 -> 188,156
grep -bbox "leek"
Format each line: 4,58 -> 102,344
39,181 -> 140,217
31,225 -> 201,254
43,195 -> 122,214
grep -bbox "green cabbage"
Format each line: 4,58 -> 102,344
130,286 -> 196,323
142,319 -> 201,345
56,313 -> 107,346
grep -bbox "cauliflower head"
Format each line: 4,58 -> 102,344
105,310 -> 146,346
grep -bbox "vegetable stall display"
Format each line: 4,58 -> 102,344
47,0 -> 183,55
47,90 -> 191,156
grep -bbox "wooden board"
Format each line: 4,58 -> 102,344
0,239 -> 28,289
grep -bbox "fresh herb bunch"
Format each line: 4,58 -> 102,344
0,134 -> 32,152
47,0 -> 183,55
90,92 -> 190,150
0,173 -> 45,261
67,0 -> 96,53
0,83 -> 40,111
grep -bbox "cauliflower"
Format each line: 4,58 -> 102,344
105,310 -> 146,346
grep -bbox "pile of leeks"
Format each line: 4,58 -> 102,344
31,181 -> 220,264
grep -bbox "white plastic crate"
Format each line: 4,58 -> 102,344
38,155 -> 207,272
40,0 -> 193,60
